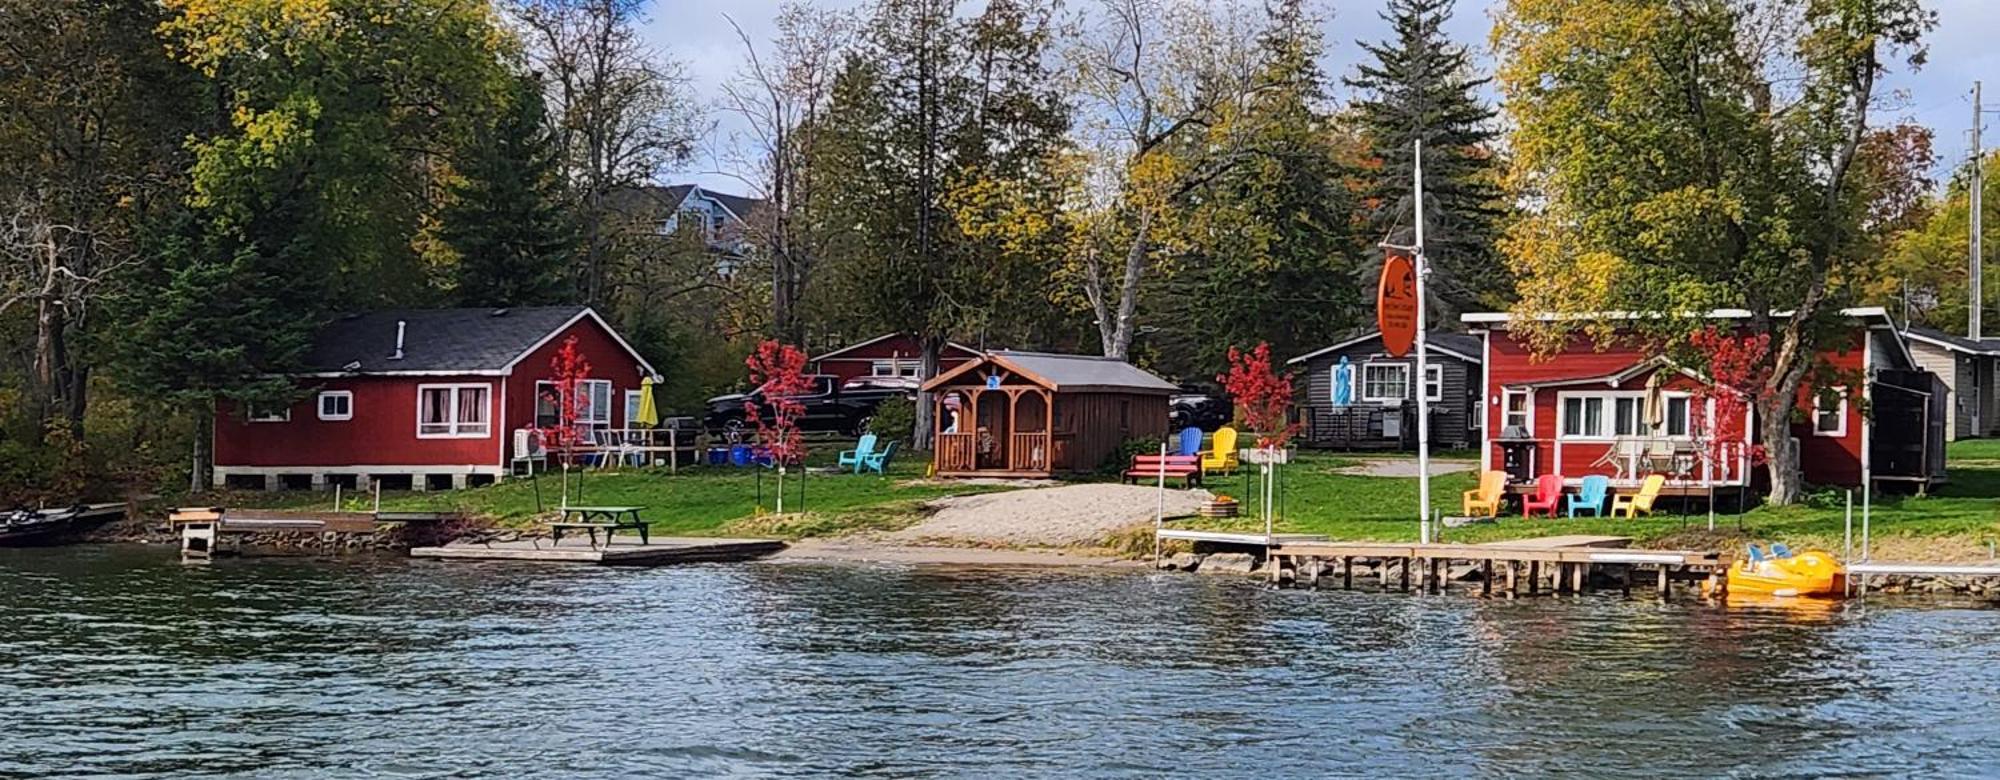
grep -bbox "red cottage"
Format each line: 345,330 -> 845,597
213,306 -> 655,491
1464,307 -> 1947,496
810,332 -> 980,384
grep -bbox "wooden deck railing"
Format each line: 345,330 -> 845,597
937,432 -> 977,472
1009,432 -> 1050,472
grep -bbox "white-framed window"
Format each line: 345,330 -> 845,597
535,379 -> 614,429
624,390 -> 642,426
317,391 -> 353,421
1502,389 -> 1530,431
1361,363 -> 1410,404
418,383 -> 490,438
247,401 -> 291,423
1423,364 -> 1444,402
1812,387 -> 1848,438
1557,391 -> 1694,440
872,359 -> 921,378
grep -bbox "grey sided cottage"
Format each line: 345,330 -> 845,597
1287,330 -> 1483,450
1902,324 -> 1998,440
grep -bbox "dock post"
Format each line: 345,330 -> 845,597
1572,563 -> 1587,593
1400,557 -> 1412,593
1343,556 -> 1354,590
1429,558 -> 1443,594
1381,558 -> 1393,591
1481,560 -> 1494,597
1505,561 -> 1518,597
1657,566 -> 1670,599
1528,561 -> 1540,595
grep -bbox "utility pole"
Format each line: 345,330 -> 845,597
1973,80 -> 1984,340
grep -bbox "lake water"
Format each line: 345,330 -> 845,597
3,546 -> 1999,778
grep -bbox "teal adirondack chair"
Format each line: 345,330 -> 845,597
837,433 -> 878,473
1567,475 -> 1611,517
859,440 -> 899,474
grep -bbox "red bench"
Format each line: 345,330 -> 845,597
1124,455 -> 1203,487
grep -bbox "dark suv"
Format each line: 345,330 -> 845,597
703,374 -> 913,437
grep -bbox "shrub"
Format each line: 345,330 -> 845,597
869,395 -> 917,445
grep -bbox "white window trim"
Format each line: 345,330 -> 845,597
624,389 -> 642,426
416,383 -> 492,439
317,391 -> 353,421
248,403 -> 291,423
583,379 -> 613,426
1501,388 -> 1532,432
1423,364 -> 1444,403
1360,362 -> 1411,405
535,379 -> 614,428
1812,386 -> 1849,438
1554,390 -> 1696,441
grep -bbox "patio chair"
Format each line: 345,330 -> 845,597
1522,474 -> 1563,519
1462,470 -> 1507,517
1201,426 -> 1240,476
837,433 -> 879,473
1611,474 -> 1667,518
1175,426 -> 1203,457
1567,475 -> 1611,517
859,440 -> 899,474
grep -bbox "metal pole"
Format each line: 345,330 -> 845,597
1154,442 -> 1167,565
1413,138 -> 1433,545
1844,489 -> 1854,598
1974,80 -> 1985,341
333,483 -> 341,512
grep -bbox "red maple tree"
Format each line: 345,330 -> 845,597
1687,327 -> 1769,479
745,340 -> 812,466
1218,342 -> 1299,450
537,335 -> 594,460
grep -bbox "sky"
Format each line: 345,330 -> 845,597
641,0 -> 2000,195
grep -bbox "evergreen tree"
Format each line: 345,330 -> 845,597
442,73 -> 577,307
1148,0 -> 1366,377
1346,0 -> 1509,318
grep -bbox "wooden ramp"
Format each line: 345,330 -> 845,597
410,536 -> 785,566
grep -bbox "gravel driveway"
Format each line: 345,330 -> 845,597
883,483 -> 1211,548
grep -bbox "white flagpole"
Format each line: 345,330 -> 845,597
1413,139 -> 1432,544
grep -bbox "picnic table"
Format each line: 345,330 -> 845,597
548,505 -> 649,547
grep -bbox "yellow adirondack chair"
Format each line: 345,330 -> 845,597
1462,470 -> 1507,517
1201,426 -> 1239,476
1611,474 -> 1667,518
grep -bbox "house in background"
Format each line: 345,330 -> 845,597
1287,330 -> 1483,450
810,333 -> 980,384
1465,307 -> 1946,495
608,184 -> 765,277
1902,324 -> 1996,440
213,306 -> 655,492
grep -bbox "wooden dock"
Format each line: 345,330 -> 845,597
409,536 -> 786,566
1254,534 -> 1729,598
169,507 -> 460,558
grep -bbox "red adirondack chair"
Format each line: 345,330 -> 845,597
1523,474 -> 1564,519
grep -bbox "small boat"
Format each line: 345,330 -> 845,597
1727,544 -> 1847,598
0,505 -> 93,547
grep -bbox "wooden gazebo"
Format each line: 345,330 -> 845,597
921,350 -> 1177,478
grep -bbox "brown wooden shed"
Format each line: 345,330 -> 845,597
921,350 -> 1177,478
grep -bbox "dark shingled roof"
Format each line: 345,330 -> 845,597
604,184 -> 763,222
1904,324 -> 2000,355
989,350 -> 1180,394
1287,329 -> 1483,365
302,306 -> 593,374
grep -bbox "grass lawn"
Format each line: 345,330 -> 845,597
1194,452 -> 2000,556
234,450 -> 1008,538
1947,438 -> 2000,462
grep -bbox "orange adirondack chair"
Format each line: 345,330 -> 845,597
1462,470 -> 1507,517
1522,474 -> 1563,519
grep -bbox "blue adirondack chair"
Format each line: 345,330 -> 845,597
859,440 -> 899,474
1175,426 -> 1203,457
837,433 -> 879,473
1567,475 -> 1611,517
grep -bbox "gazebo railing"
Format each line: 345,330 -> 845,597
937,432 -> 977,472
1009,432 -> 1050,472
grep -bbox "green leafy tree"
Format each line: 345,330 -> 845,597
442,73 -> 577,307
1493,0 -> 1935,504
1347,0 -> 1509,319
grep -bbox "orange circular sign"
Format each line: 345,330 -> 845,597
1377,253 -> 1418,357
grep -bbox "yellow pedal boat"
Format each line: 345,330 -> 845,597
1726,546 -> 1847,598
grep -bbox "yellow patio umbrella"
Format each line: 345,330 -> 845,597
635,375 -> 660,428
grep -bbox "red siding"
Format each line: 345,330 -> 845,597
813,334 -> 977,383
215,314 -> 648,470
1480,327 -> 1869,487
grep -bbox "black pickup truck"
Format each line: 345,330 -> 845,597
702,375 -> 915,437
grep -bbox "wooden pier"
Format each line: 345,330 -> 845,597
1167,531 -> 1731,598
169,507 -> 458,559
409,536 -> 785,566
